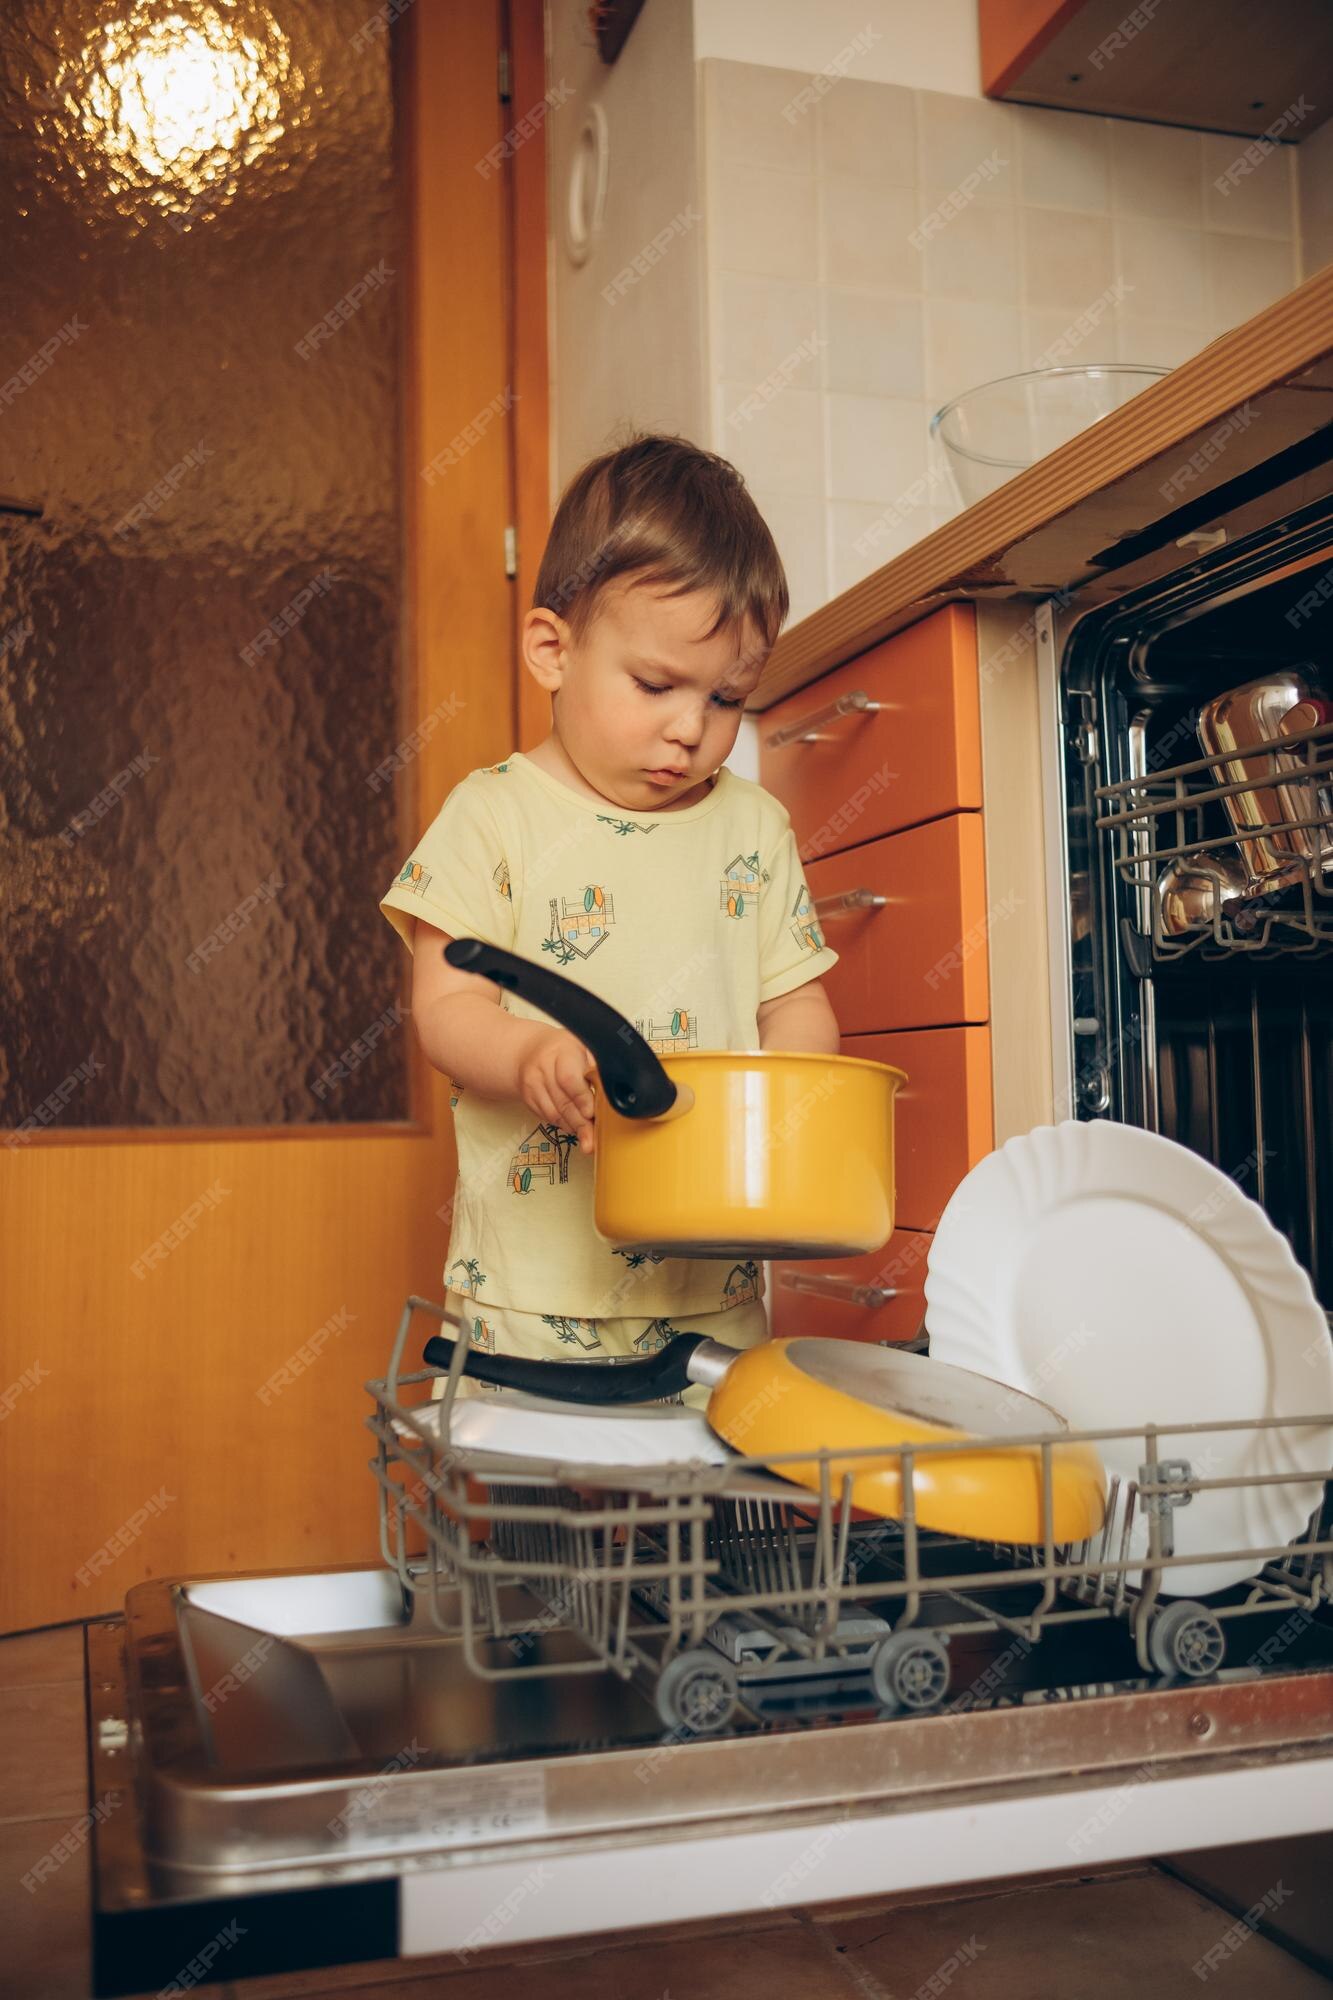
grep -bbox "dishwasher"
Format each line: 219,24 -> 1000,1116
91,1288 -> 1333,1994
91,486 -> 1333,2000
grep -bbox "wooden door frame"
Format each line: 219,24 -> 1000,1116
1,0 -> 551,1635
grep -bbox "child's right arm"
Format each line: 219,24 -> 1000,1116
410,921 -> 597,1153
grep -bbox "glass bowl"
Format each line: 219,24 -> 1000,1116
931,364 -> 1169,508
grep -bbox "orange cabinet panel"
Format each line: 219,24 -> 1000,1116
770,1229 -> 931,1345
759,605 -> 980,863
807,813 -> 989,1034
845,1025 -> 993,1232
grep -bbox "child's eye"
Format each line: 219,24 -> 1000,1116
632,672 -> 736,712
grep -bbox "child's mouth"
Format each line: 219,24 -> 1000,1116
645,766 -> 688,784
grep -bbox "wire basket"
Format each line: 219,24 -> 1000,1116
1095,718 -> 1333,960
364,1299 -> 1333,1732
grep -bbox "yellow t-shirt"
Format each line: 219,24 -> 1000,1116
378,750 -> 839,1318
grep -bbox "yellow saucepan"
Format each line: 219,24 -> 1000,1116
444,939 -> 905,1258
422,1323 -> 1109,1547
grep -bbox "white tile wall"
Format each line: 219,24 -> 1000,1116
699,59 -> 1304,625
1298,115 -> 1333,277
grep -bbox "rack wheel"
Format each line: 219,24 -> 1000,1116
1149,1601 -> 1226,1679
654,1650 -> 738,1735
871,1631 -> 951,1714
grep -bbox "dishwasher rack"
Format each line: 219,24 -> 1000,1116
366,1297 -> 1333,1734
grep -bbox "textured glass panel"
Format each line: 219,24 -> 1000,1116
0,0 -> 407,1127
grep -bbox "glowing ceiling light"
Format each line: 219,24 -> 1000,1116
51,3 -> 293,223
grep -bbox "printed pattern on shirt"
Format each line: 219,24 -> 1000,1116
510,1123 -> 578,1191
467,1314 -> 496,1352
614,1247 -> 666,1269
634,1005 -> 698,1055
633,1316 -> 679,1354
480,762 -> 511,774
492,859 -> 511,900
721,1260 -> 759,1309
720,851 -> 768,919
790,885 -> 826,955
598,814 -> 659,836
398,859 -> 432,897
544,884 -> 614,963
543,1313 -> 602,1351
447,1255 -> 486,1296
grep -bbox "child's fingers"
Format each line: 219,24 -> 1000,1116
554,1054 -> 596,1122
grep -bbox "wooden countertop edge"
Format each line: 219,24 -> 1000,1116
750,264 -> 1333,710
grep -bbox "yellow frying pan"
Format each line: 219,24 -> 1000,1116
422,1323 -> 1108,1546
443,939 -> 904,1259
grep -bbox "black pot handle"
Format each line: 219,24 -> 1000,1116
422,1330 -> 702,1404
443,938 -> 677,1118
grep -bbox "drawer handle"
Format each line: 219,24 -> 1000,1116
778,1271 -> 898,1309
765,688 -> 884,750
811,888 -> 887,919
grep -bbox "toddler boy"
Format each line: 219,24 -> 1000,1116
380,434 -> 841,1397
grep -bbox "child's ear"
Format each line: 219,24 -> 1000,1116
521,605 -> 569,694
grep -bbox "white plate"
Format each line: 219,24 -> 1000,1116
924,1120 -> 1333,1597
394,1387 -> 734,1469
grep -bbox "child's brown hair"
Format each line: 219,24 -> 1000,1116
533,432 -> 789,654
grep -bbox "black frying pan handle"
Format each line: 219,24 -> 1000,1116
443,938 -> 677,1118
422,1331 -> 703,1404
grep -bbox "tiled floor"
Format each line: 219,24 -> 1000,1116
2,1622 -> 1329,2000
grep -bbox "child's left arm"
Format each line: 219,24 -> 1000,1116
757,980 -> 841,1054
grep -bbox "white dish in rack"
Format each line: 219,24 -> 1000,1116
924,1120 -> 1333,1597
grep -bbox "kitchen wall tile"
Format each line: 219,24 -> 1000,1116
824,288 -> 925,398
917,89 -> 1017,207
820,176 -> 921,292
1299,113 -> 1333,225
716,272 -> 823,391
1109,116 -> 1204,226
921,198 -> 1019,301
924,297 -> 1023,409
1115,217 -> 1208,324
720,381 -> 824,497
1114,315 -> 1212,370
1206,230 -> 1298,329
1302,218 -> 1333,277
827,393 -> 932,504
1021,207 -> 1116,312
1018,104 -> 1109,212
704,59 -> 817,172
747,488 -> 829,626
1022,306 -> 1119,371
830,498 -> 924,595
714,159 -> 819,280
818,77 -> 917,186
1202,131 -> 1295,237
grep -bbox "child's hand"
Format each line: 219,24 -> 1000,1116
515,1027 -> 598,1153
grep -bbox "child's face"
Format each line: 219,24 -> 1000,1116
532,580 -> 769,811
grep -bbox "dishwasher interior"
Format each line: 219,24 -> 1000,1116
1064,520 -> 1333,1312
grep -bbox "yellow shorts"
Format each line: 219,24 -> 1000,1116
437,1293 -> 770,1411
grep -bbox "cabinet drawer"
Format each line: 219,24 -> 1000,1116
759,605 -> 980,863
846,1025 -> 992,1232
770,1229 -> 931,1345
807,813 -> 989,1033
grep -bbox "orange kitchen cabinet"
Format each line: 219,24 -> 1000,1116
807,813 -> 989,1033
759,605 -> 980,864
770,1228 -> 932,1345
844,1025 -> 993,1233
